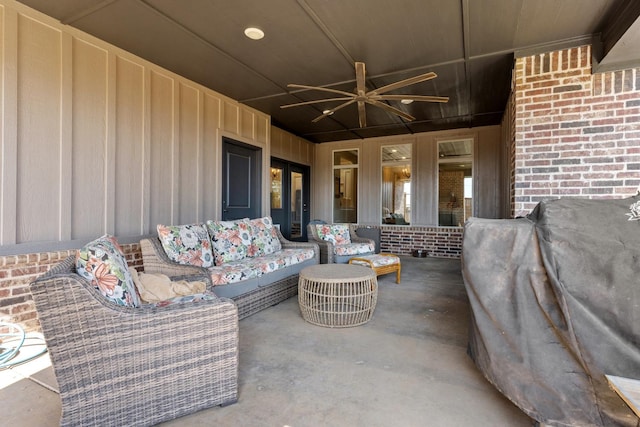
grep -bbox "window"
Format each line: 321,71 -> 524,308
438,139 -> 473,226
381,144 -> 411,225
333,149 -> 358,223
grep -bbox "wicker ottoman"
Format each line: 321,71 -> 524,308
348,253 -> 401,284
298,264 -> 378,328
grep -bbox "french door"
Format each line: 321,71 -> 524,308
270,159 -> 310,241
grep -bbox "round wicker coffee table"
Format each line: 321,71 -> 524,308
298,264 -> 378,328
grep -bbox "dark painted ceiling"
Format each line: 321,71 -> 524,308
17,0 -> 640,143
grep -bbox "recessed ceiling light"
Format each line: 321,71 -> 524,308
322,109 -> 334,115
244,27 -> 264,40
401,99 -> 414,104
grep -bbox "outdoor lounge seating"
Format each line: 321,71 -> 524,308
30,239 -> 239,427
306,223 -> 375,263
141,216 -> 319,319
349,253 -> 401,283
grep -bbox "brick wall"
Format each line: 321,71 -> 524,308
514,45 -> 640,216
502,90 -> 517,217
379,226 -> 462,259
0,243 -> 143,332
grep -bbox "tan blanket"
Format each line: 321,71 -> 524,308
129,267 -> 207,303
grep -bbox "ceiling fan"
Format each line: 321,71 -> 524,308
280,62 -> 449,128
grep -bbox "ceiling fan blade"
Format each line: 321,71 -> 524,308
357,101 -> 366,128
367,72 -> 437,96
373,94 -> 449,103
355,62 -> 367,96
366,99 -> 416,122
287,84 -> 355,98
311,99 -> 357,122
355,63 -> 367,127
280,97 -> 353,109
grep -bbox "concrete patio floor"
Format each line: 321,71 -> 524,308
1,256 -> 534,426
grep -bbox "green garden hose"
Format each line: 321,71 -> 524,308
0,322 -> 48,369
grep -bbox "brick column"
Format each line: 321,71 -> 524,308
513,45 -> 640,216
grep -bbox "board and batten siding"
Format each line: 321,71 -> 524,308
0,0 -> 284,253
271,126 -> 314,166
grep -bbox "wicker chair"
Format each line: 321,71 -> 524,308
307,223 -> 375,263
30,256 -> 239,427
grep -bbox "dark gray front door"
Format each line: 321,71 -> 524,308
222,138 -> 261,220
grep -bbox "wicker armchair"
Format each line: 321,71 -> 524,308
30,256 -> 239,427
307,223 -> 375,263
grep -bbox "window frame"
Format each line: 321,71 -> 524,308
380,143 -> 412,226
437,138 -> 474,227
332,148 -> 359,223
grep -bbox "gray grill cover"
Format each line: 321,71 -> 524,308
462,196 -> 640,426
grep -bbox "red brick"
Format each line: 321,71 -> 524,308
532,109 -> 559,117
560,91 -> 590,100
585,95 -> 617,104
11,311 -> 39,323
590,133 -> 624,142
563,165 -> 591,172
553,129 -> 582,137
553,173 -> 582,179
11,265 -> 48,276
557,101 -> 587,110
557,188 -> 582,195
10,301 -> 35,314
592,102 -> 624,111
560,136 -> 588,143
529,77 -> 559,86
525,88 -> 553,96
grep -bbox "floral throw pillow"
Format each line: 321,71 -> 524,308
75,234 -> 141,308
315,224 -> 351,245
206,218 -> 253,265
249,216 -> 282,257
157,223 -> 214,267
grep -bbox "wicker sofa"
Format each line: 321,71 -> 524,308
141,217 -> 319,319
306,223 -> 375,263
30,254 -> 239,427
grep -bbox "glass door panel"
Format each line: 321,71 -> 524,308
438,139 -> 473,226
271,167 -> 283,209
381,144 -> 411,225
291,171 -> 303,239
333,149 -> 358,223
